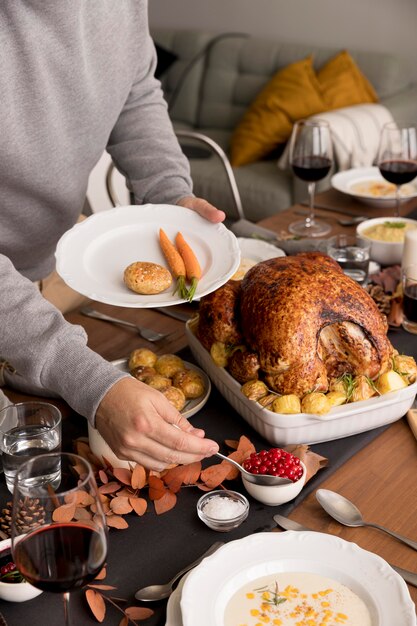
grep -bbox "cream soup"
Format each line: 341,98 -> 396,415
362,221 -> 416,243
224,571 -> 372,626
351,179 -> 415,198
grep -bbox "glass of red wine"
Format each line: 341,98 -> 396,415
288,119 -> 333,237
376,121 -> 417,217
11,452 -> 107,626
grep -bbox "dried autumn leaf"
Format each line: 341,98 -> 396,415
110,496 -> 133,515
65,490 -> 95,507
113,468 -> 133,486
154,490 -> 177,515
106,514 -> 129,529
125,606 -> 154,620
200,463 -> 231,489
85,588 -> 106,622
74,507 -> 93,521
95,567 -> 107,580
285,444 -> 328,483
224,439 -> 239,450
163,461 -> 201,492
148,475 -> 166,500
236,435 -> 256,460
88,584 -> 117,591
129,497 -> 147,516
118,618 -> 128,626
52,502 -> 76,523
98,482 -> 122,495
98,469 -> 108,484
131,464 -> 147,490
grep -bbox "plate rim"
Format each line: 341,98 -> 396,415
331,166 -> 417,201
55,204 -> 241,308
180,531 -> 415,626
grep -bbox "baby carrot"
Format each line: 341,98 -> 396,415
175,231 -> 202,302
159,228 -> 187,297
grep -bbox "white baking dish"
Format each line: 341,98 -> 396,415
186,320 -> 417,445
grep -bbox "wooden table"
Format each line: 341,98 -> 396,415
2,190 -> 417,623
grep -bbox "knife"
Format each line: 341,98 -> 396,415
300,201 -> 372,218
273,514 -> 417,587
154,306 -> 193,322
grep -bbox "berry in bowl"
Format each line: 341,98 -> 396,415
0,537 -> 43,602
241,448 -> 306,506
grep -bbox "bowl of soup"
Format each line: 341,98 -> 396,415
357,217 -> 417,265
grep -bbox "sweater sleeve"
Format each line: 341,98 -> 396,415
0,255 -> 129,425
105,4 -> 194,206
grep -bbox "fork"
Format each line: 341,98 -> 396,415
80,306 -> 175,343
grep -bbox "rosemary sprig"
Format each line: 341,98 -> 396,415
254,581 -> 288,607
337,373 -> 357,402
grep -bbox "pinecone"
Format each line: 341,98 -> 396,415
366,284 -> 391,316
0,499 -> 46,538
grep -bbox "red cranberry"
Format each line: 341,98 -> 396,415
243,448 -> 303,483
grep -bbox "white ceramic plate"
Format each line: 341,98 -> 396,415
112,358 -> 211,420
231,238 -> 286,280
55,205 -> 240,307
332,166 -> 417,208
186,320 -> 417,445
180,532 -> 415,626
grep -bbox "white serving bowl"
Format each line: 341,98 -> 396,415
356,217 -> 417,266
242,461 -> 306,506
0,538 -> 43,602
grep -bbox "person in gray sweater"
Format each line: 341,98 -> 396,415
0,1 -> 224,469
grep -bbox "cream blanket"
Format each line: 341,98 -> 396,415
278,103 -> 394,171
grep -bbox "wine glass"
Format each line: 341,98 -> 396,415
376,121 -> 417,217
11,452 -> 107,626
289,119 -> 333,237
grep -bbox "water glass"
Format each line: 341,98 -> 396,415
327,234 -> 371,284
402,264 -> 417,334
0,402 -> 62,493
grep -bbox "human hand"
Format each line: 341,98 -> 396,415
95,377 -> 219,471
176,196 -> 226,224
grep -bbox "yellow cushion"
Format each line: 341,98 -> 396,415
230,56 -> 327,167
318,50 -> 378,109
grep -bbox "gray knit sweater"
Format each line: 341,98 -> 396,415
0,1 -> 194,424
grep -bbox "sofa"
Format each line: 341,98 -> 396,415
151,28 -> 417,223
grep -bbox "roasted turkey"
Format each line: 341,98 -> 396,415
197,252 -> 393,397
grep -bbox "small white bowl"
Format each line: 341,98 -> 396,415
242,461 -> 306,506
88,424 -> 132,469
357,217 -> 417,266
0,538 -> 43,602
197,490 -> 249,532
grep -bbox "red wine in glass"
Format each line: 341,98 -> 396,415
378,159 -> 417,186
14,523 -> 106,593
292,155 -> 332,182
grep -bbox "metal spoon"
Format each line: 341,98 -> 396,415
134,541 -> 224,601
316,489 -> 417,551
215,452 -> 291,486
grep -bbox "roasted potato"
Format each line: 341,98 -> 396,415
241,380 -> 268,401
392,354 -> 417,384
130,365 -> 157,381
210,342 -> 229,368
258,393 -> 277,408
376,370 -> 408,395
154,354 -> 185,378
143,374 -> 172,391
326,391 -> 347,407
227,349 -> 260,384
162,386 -> 186,412
172,369 -> 205,399
350,375 -> 377,403
271,394 -> 301,414
128,347 -> 158,370
301,392 -> 331,415
123,261 -> 172,295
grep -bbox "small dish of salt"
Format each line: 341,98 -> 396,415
197,490 -> 249,532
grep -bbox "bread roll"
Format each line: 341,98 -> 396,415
124,261 -> 172,295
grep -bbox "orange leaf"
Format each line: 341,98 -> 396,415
163,461 -> 201,492
236,435 -> 256,460
95,567 -> 107,580
225,439 -> 239,450
129,497 -> 147,516
148,475 -> 166,500
154,490 -> 177,514
106,514 -> 129,529
125,606 -> 154,619
118,618 -> 128,626
113,468 -> 133,485
110,496 -> 133,515
200,464 -> 231,489
131,464 -> 147,490
99,481 -> 121,495
88,584 -> 117,591
98,469 -> 108,484
85,589 -> 106,622
74,507 -> 92,521
52,503 -> 76,523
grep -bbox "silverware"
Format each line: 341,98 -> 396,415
294,209 -> 367,227
301,201 -> 371,219
134,541 -> 224,601
80,306 -> 175,343
273,514 -> 417,587
154,306 -> 193,322
316,489 -> 417,551
215,452 -> 291,485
